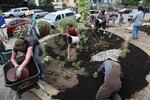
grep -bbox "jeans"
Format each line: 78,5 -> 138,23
132,25 -> 139,39
33,44 -> 45,76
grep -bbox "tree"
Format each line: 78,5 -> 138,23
143,0 -> 150,6
76,0 -> 89,27
122,0 -> 140,6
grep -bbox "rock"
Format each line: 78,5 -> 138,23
91,49 -> 122,62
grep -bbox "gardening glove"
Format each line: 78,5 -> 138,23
16,66 -> 23,79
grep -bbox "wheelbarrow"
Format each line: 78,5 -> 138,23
3,56 -> 49,100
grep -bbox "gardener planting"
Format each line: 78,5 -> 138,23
11,37 -> 45,79
66,23 -> 80,61
96,9 -> 107,34
96,57 -> 122,100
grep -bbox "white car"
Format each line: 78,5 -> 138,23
41,9 -> 75,28
3,7 -> 29,18
31,9 -> 48,19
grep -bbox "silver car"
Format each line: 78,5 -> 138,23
41,9 -> 75,28
31,9 -> 48,19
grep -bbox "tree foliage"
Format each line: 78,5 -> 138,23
143,0 -> 150,6
76,0 -> 89,27
122,0 -> 140,6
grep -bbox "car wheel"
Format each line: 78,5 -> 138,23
51,25 -> 55,29
9,15 -> 14,18
36,15 -> 40,19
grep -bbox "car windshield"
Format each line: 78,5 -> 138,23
43,14 -> 56,21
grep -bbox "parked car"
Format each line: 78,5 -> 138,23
119,8 -> 132,14
5,18 -> 29,36
30,9 -> 48,19
3,7 -> 29,18
41,9 -> 75,28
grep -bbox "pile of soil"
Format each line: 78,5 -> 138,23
43,29 -> 150,100
139,25 -> 150,35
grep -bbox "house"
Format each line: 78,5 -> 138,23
53,0 -> 76,7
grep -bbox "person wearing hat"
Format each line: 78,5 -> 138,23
95,57 -> 122,100
25,11 -> 40,39
11,37 -> 45,79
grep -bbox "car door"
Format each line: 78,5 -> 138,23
13,9 -> 21,17
55,14 -> 62,27
7,20 -> 17,36
16,19 -> 26,26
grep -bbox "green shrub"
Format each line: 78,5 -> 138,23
38,20 -> 52,38
57,19 -> 78,33
13,24 -> 28,38
72,60 -> 82,70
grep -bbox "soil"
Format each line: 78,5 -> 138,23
139,25 -> 150,35
42,29 -> 150,100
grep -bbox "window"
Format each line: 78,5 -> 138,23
62,14 -> 65,18
16,19 -> 24,24
65,12 -> 74,17
8,20 -> 16,26
21,9 -> 28,11
56,15 -> 61,21
14,9 -> 18,12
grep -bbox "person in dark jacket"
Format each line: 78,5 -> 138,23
95,57 -> 122,100
97,9 -> 107,34
11,37 -> 45,78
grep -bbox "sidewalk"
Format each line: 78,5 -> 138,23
108,27 -> 150,56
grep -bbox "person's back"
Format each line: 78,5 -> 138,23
133,11 -> 144,26
96,59 -> 122,100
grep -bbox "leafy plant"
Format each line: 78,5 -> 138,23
13,24 -> 28,38
43,56 -> 52,65
38,20 -> 52,38
76,0 -> 89,27
57,19 -> 78,33
59,61 -> 65,70
121,38 -> 130,58
41,42 -> 48,56
93,72 -> 98,78
72,60 -> 82,70
79,32 -> 90,49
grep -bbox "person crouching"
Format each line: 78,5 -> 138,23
95,57 -> 122,100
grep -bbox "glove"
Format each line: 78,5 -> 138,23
16,66 -> 23,79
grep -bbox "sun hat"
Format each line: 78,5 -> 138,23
25,11 -> 34,16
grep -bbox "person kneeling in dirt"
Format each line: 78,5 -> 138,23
66,23 -> 80,61
11,37 -> 45,79
95,57 -> 122,100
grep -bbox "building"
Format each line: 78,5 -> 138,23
53,0 -> 76,7
90,0 -> 121,5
